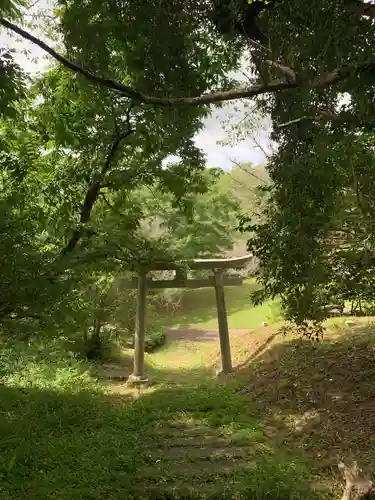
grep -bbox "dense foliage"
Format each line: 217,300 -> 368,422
0,1 -> 245,354
243,0 -> 375,332
0,19 -> 243,353
1,0 -> 375,338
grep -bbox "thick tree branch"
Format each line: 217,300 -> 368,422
276,108 -> 374,129
62,128 -> 133,254
347,0 -> 375,20
1,17 -> 375,107
0,18 -> 142,99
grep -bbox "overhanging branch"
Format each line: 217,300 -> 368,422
347,0 -> 375,19
62,127 -> 134,254
0,18 -> 142,99
276,110 -> 336,128
1,17 -> 375,107
276,108 -> 374,129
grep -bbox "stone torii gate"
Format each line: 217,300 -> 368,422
125,254 -> 253,386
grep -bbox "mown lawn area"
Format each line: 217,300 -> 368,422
149,279 -> 282,330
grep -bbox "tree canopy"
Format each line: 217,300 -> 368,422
2,1 -> 374,107
0,0 -> 375,334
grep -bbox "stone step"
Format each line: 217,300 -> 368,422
159,423 -> 212,435
131,481 -> 234,499
139,458 -> 256,479
150,434 -> 251,448
145,445 -> 253,460
166,435 -> 226,447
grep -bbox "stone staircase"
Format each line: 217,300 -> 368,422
132,421 -> 257,499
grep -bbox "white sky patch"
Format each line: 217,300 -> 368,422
194,115 -> 266,170
336,92 -> 351,110
161,155 -> 181,168
195,65 -> 270,170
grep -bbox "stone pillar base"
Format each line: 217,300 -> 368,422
126,374 -> 150,387
215,368 -> 234,377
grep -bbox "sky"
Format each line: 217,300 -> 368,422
0,2 -> 272,170
195,105 -> 271,170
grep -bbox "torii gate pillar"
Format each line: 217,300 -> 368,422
126,254 -> 252,386
213,269 -> 232,374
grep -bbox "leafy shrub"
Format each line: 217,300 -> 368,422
0,338 -> 99,392
81,323 -> 120,360
145,326 -> 166,352
125,326 -> 166,352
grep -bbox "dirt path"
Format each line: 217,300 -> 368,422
165,327 -> 250,343
99,328 -> 250,381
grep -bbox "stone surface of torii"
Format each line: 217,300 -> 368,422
126,254 -> 253,387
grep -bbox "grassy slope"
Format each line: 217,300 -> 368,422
142,318 -> 375,499
1,316 -> 375,499
142,279 -> 282,385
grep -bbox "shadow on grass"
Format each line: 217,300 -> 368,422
0,380 -> 322,500
0,384 -> 135,500
0,338 -> 324,500
7,325 -> 371,499
163,327 -> 250,343
235,324 -> 375,475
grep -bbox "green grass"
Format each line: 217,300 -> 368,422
2,319 -> 375,499
196,298 -> 280,329
0,338 -> 321,500
234,320 -> 375,492
150,279 -> 282,330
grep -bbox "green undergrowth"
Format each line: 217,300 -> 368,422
0,339 -> 98,392
125,325 -> 166,353
5,320 -> 374,499
0,337 -> 323,500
